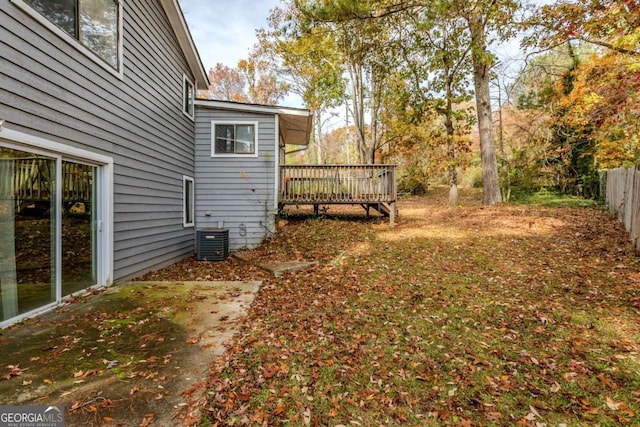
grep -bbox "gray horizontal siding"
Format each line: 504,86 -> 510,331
194,108 -> 278,249
0,0 -> 198,280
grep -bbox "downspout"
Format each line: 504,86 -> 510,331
274,114 -> 280,218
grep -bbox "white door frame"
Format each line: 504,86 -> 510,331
0,127 -> 113,327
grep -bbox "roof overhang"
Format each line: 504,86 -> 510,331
160,0 -> 209,90
195,99 -> 313,146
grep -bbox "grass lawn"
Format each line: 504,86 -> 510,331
145,188 -> 640,426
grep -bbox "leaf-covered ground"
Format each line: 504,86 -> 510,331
143,189 -> 640,426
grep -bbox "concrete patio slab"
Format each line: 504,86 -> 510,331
0,280 -> 261,426
232,252 -> 319,278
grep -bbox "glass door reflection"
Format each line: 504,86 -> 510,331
61,161 -> 97,296
0,148 -> 56,321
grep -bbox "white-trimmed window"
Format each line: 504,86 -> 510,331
183,176 -> 194,227
183,75 -> 195,120
212,121 -> 258,157
14,0 -> 123,74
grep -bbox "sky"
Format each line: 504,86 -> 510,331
178,0 -> 281,72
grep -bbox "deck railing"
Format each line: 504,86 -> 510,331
279,164 -> 397,204
1,158 -> 93,213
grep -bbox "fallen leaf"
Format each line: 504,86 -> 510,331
606,396 -> 621,411
273,402 -> 286,415
3,365 -> 24,379
597,373 -> 617,389
140,413 -> 155,427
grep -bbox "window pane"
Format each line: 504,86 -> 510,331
0,148 -> 56,321
236,125 -> 255,154
25,0 -> 77,37
62,161 -> 96,296
80,0 -> 118,68
184,80 -> 194,117
184,178 -> 193,225
215,125 -> 235,154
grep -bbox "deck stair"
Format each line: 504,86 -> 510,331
364,202 -> 396,218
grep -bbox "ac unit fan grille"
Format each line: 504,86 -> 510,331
196,229 -> 229,261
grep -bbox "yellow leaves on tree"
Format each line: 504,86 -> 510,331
557,52 -> 640,168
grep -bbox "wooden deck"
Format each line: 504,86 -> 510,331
279,164 -> 397,225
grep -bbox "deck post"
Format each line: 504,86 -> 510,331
389,201 -> 396,227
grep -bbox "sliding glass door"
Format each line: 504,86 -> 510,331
61,161 -> 97,296
0,148 -> 56,320
0,146 -> 103,323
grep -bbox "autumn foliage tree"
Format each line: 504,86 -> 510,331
238,57 -> 290,106
291,0 -> 522,203
520,0 -> 640,196
531,0 -> 640,57
256,2 -> 346,163
559,52 -> 640,169
201,63 -> 249,103
201,59 -> 289,106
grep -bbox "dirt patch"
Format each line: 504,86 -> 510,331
0,280 -> 260,426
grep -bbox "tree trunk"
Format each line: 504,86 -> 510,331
314,113 -> 324,164
347,63 -> 368,164
443,62 -> 459,206
467,11 -> 502,204
449,179 -> 459,206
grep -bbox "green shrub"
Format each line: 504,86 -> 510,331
461,166 -> 483,188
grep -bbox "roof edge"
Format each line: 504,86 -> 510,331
160,0 -> 209,90
195,99 -> 311,117
195,99 -> 313,146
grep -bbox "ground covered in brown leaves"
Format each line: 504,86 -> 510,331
145,189 -> 640,426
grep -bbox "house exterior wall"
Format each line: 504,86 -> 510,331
0,0 -> 198,280
194,107 -> 278,250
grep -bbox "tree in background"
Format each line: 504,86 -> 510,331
292,0 -> 521,203
413,12 -> 475,205
531,0 -> 640,57
256,2 -> 346,163
201,63 -> 249,103
508,44 -> 593,195
493,54 -> 558,199
518,0 -> 640,197
449,0 -> 521,204
558,51 -> 640,169
296,0 -> 409,164
238,56 -> 290,106
200,59 -> 289,106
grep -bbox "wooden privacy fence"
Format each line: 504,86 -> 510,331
605,167 -> 640,250
279,164 -> 397,225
